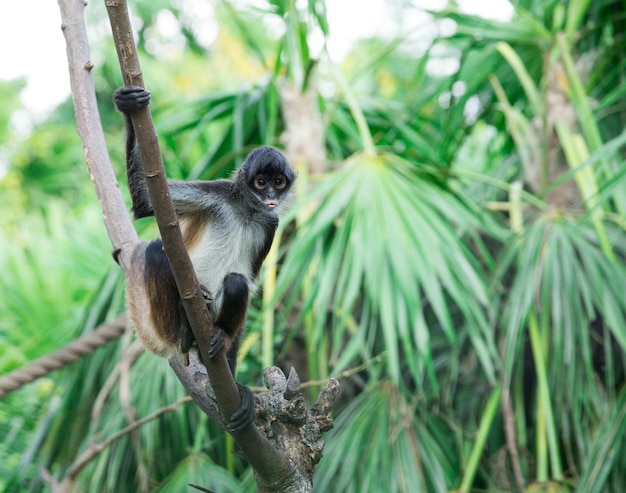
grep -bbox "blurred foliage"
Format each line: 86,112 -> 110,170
0,203 -> 111,371
0,79 -> 26,146
1,0 -> 626,492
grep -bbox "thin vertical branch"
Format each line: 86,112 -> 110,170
57,0 -> 138,268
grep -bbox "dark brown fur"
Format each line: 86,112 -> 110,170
144,241 -> 180,350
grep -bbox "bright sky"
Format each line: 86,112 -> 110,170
0,1 -> 513,118
0,2 -> 67,116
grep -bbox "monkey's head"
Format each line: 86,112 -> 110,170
237,146 -> 296,213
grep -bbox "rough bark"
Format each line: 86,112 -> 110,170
171,356 -> 340,493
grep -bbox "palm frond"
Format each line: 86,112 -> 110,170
277,152 -> 498,388
314,383 -> 455,493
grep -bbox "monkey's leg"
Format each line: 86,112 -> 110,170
208,273 -> 249,373
225,332 -> 242,375
126,241 -> 182,357
206,274 -> 254,432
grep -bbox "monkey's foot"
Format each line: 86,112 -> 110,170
227,383 -> 255,432
208,327 -> 228,360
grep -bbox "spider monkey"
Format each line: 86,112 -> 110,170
114,86 -> 296,430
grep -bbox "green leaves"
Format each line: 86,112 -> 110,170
314,383 -> 455,493
494,214 -> 626,486
277,152 -> 497,388
499,215 -> 626,384
576,388 -> 626,493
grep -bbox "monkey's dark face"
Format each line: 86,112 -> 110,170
239,146 -> 296,212
252,173 -> 290,209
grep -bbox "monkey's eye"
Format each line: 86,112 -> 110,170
254,177 -> 267,190
274,175 -> 287,190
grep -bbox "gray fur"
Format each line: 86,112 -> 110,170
115,84 -> 296,363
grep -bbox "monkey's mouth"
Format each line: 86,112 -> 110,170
265,200 -> 278,209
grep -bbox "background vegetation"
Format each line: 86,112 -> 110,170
1,0 -> 625,491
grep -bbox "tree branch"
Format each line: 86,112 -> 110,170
57,0 -> 137,268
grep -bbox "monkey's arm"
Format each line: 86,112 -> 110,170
114,86 -> 154,219
167,180 -> 236,215
116,87 -> 241,219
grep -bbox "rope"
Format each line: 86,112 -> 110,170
0,315 -> 127,398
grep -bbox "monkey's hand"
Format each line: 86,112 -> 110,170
114,85 -> 151,114
227,383 -> 255,432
